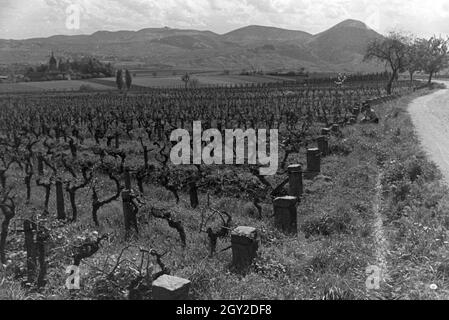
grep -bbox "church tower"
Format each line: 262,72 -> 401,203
49,51 -> 57,72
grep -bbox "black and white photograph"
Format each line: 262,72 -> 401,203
0,0 -> 449,305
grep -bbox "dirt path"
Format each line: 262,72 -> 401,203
409,81 -> 449,183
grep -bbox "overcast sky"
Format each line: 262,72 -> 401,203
1,0 -> 448,39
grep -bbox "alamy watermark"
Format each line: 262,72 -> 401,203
365,265 -> 382,290
66,4 -> 81,30
65,265 -> 80,290
169,121 -> 279,176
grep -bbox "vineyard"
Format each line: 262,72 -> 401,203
0,79 -> 428,299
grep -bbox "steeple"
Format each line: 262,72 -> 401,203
49,51 -> 57,71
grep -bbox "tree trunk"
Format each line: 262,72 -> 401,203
24,220 -> 37,284
69,191 -> 77,222
25,176 -> 32,201
124,170 -> 132,190
115,133 -> 120,149
0,171 -> 5,189
428,71 -> 434,84
386,72 -> 396,95
0,217 -> 11,264
122,191 -> 134,239
189,182 -> 199,209
36,231 -> 47,288
37,157 -> 44,175
56,180 -> 66,220
137,178 -> 144,194
69,141 -> 77,159
143,147 -> 149,169
44,186 -> 50,212
94,132 -> 101,145
92,206 -> 100,227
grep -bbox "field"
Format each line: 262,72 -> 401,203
1,78 -> 447,300
0,80 -> 113,94
93,73 -> 285,89
0,73 -> 295,94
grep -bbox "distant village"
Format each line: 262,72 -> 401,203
0,52 -> 114,83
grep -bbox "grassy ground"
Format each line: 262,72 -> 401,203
1,85 -> 448,300
0,74 -> 283,95
0,80 -> 111,93
373,86 -> 449,299
97,74 -> 283,88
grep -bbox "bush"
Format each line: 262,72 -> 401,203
330,139 -> 353,156
79,85 -> 95,92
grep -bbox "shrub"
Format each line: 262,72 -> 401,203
330,139 -> 353,156
79,84 -> 95,92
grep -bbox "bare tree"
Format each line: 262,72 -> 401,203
36,176 -> 53,214
65,166 -> 93,222
405,36 -> 422,85
364,32 -> 409,94
91,171 -> 123,227
116,69 -> 124,91
125,69 -> 133,90
416,36 -> 449,84
0,153 -> 20,189
181,73 -> 190,89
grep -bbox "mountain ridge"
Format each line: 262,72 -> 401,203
0,19 -> 384,73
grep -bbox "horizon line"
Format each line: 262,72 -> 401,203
0,18 -> 376,41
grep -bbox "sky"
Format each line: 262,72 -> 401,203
1,0 -> 449,39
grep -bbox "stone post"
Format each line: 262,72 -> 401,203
307,148 -> 321,174
321,128 -> 331,136
317,136 -> 329,157
231,226 -> 258,271
331,124 -> 340,133
273,196 -> 297,234
152,275 -> 191,300
288,164 -> 303,199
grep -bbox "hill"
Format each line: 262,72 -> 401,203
0,19 -> 384,73
307,19 -> 384,65
223,25 -> 312,44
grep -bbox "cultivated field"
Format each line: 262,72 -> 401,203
0,80 -> 112,94
0,74 -> 285,94
1,79 -> 448,300
94,73 -> 284,89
